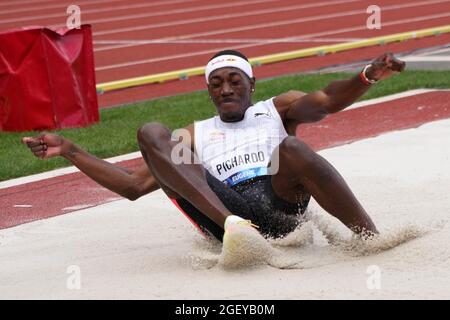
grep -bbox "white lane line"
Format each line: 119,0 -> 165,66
94,0 -> 450,53
0,0 -> 201,23
0,0 -> 276,28
0,90 -> 441,189
91,0 -> 360,36
0,0 -> 128,16
67,0 -> 276,28
347,89 -> 440,110
415,47 -> 450,56
61,198 -> 122,211
95,9 -> 368,53
94,12 -> 450,71
0,0 -> 60,8
13,205 -> 33,208
93,37 -> 364,45
62,204 -> 96,211
402,56 -> 450,61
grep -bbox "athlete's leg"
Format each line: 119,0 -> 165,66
270,136 -> 377,234
137,122 -> 233,227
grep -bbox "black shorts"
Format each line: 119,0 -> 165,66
172,171 -> 311,241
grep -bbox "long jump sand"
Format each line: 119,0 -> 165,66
1,119 -> 449,299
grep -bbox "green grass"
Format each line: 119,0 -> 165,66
1,70 -> 449,182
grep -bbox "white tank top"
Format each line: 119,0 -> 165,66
195,97 -> 288,186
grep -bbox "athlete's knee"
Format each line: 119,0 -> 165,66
279,137 -> 316,170
137,122 -> 171,148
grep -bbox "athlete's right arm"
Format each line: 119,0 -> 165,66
22,133 -> 160,201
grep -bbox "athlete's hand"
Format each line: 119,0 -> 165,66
21,133 -> 71,159
366,52 -> 406,81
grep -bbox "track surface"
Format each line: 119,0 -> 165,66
1,1 -> 449,228
1,0 -> 449,107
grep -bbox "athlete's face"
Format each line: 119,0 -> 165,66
208,67 -> 255,122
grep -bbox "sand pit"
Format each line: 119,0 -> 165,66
1,119 -> 450,299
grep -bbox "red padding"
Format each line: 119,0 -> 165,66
0,25 -> 99,132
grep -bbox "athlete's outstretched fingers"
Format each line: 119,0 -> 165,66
22,137 -> 40,147
30,145 -> 42,152
368,52 -> 405,81
23,132 -> 67,159
22,136 -> 48,159
30,144 -> 45,158
391,55 -> 406,72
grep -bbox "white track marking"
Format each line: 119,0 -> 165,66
0,0 -> 60,8
347,89 -> 442,110
91,0 -> 360,36
62,204 -> 99,211
402,56 -> 450,62
93,0 -> 450,54
61,0 -> 276,28
94,37 -> 364,45
0,0 -> 129,16
0,90 -> 439,189
414,47 -> 450,56
92,0 -> 448,39
0,0 -> 272,25
95,12 -> 450,71
0,0 -> 202,23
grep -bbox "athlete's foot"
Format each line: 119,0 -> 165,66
220,215 -> 271,268
224,215 -> 247,229
223,215 -> 260,244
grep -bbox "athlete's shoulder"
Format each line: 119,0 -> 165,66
251,97 -> 276,112
253,97 -> 276,106
273,90 -> 307,119
273,90 -> 306,107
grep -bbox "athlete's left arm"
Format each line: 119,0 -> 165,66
274,52 -> 405,130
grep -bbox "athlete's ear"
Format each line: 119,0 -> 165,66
250,77 -> 256,93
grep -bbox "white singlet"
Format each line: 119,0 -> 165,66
194,97 -> 288,187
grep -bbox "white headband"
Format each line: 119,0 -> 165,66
205,54 -> 253,84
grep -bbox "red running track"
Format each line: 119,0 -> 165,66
98,33 -> 450,108
0,0 -> 449,107
1,91 -> 449,229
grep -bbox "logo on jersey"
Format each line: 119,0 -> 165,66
254,112 -> 271,118
209,131 -> 225,142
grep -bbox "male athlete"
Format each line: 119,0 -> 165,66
23,50 -> 405,242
